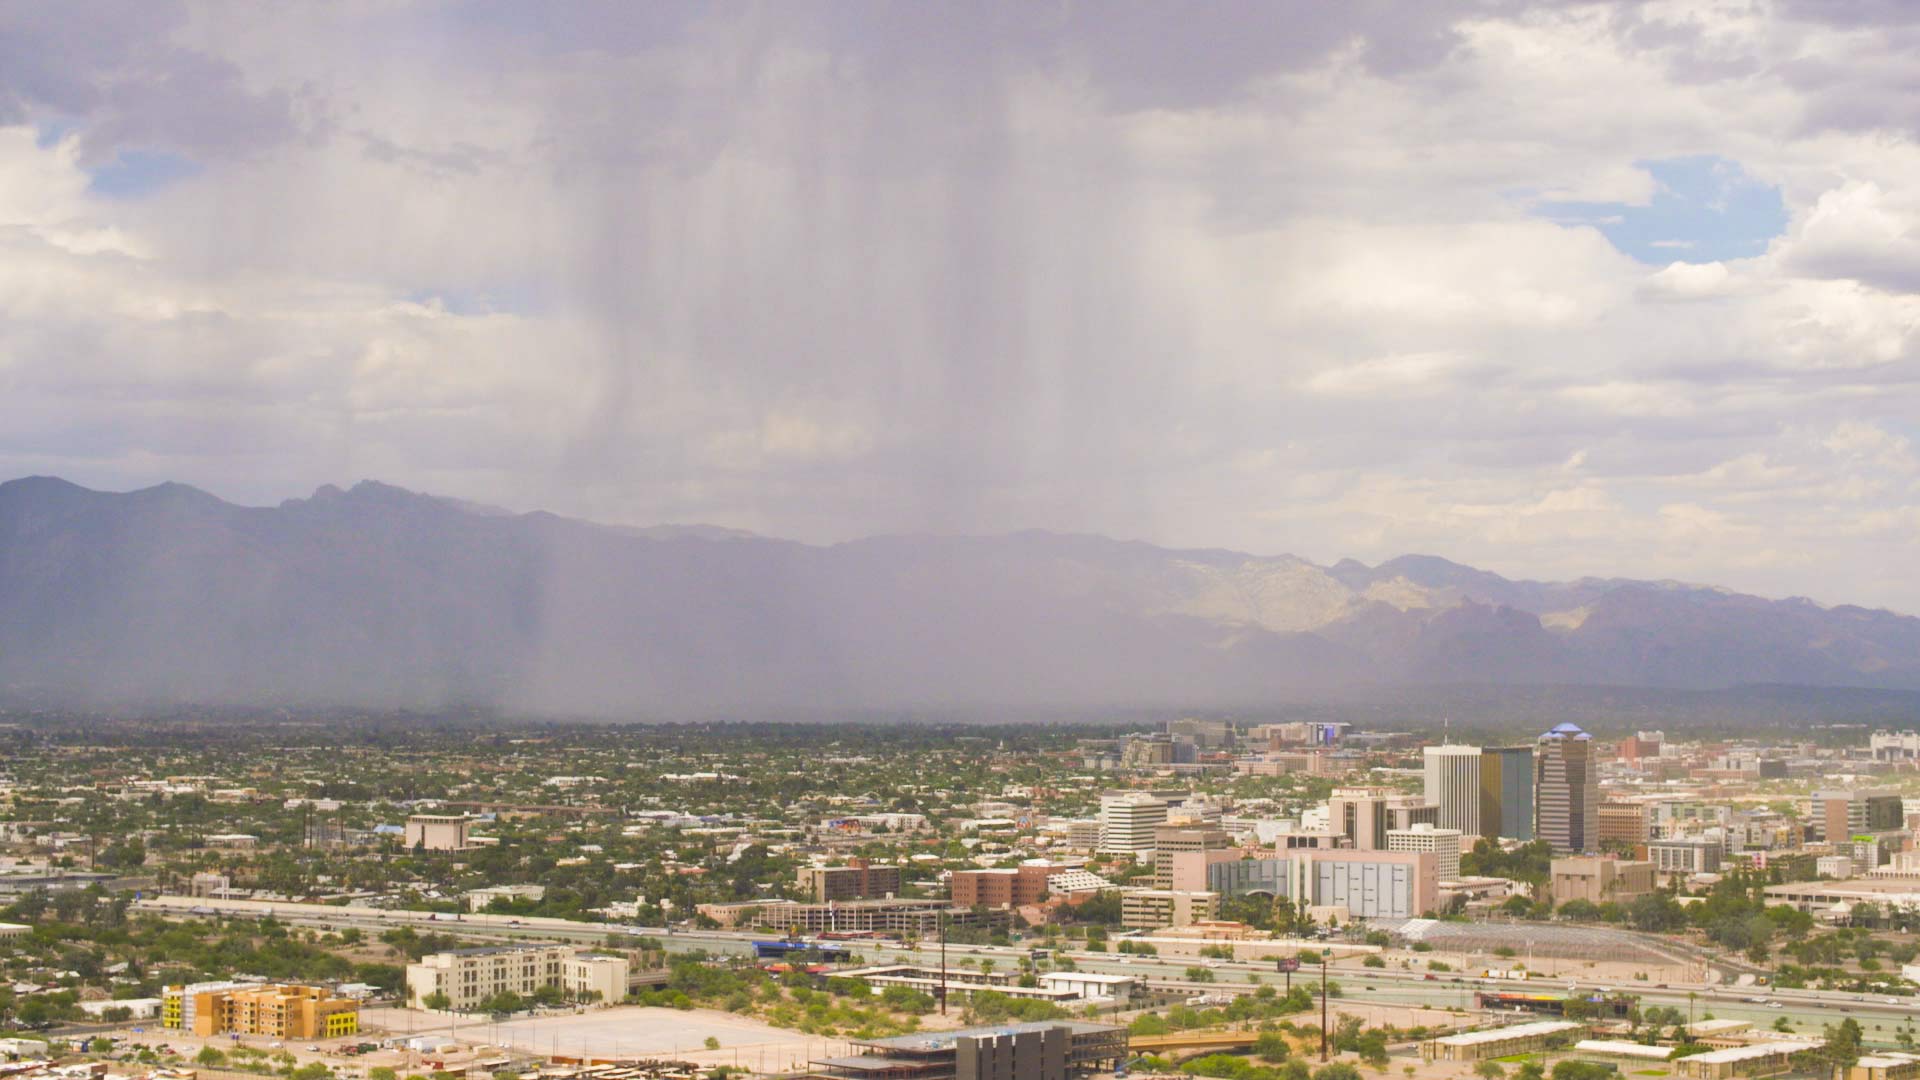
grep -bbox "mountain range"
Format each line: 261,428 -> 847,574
2,475 -> 1917,716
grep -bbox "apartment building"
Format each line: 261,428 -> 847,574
797,859 -> 904,902
162,982 -> 359,1039
408,944 -> 572,1010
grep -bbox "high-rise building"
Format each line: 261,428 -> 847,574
1424,746 -> 1484,838
1534,724 -> 1599,854
1484,746 -> 1534,842
1423,745 -> 1532,842
1386,823 -> 1463,882
1098,793 -> 1169,855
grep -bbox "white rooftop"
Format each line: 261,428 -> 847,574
1574,1041 -> 1674,1060
1682,1041 -> 1822,1064
1436,1021 -> 1582,1047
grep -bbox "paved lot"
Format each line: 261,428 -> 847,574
366,1005 -> 857,1073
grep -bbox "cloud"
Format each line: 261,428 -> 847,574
1,1 -> 1919,614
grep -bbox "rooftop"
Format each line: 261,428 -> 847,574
1681,1041 -> 1822,1064
1433,1021 -> 1582,1047
853,1020 -> 1122,1053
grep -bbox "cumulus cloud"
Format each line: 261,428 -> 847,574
1,1 -> 1919,611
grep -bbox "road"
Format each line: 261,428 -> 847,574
133,896 -> 1920,1044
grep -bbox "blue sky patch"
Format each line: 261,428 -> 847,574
87,149 -> 201,199
1536,155 -> 1788,264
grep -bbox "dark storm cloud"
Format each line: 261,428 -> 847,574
0,0 -> 296,162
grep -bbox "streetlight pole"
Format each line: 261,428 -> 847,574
939,910 -> 949,1016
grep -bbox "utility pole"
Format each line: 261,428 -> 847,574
939,910 -> 948,1016
1320,952 -> 1330,1062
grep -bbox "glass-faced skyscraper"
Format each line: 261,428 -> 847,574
1534,723 -> 1598,854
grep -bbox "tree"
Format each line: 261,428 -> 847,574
422,990 -> 451,1011
88,1038 -> 114,1054
1312,1065 -> 1362,1080
1475,1063 -> 1505,1080
1255,1031 -> 1291,1063
196,1047 -> 228,1067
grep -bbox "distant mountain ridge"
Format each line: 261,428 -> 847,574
2,475 -> 1916,715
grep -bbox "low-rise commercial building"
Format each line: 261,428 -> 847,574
1551,856 -> 1655,906
404,814 -> 473,852
1846,1055 -> 1920,1080
1672,1041 -> 1823,1080
1420,1021 -> 1584,1063
1119,889 -> 1218,929
1651,839 -> 1724,876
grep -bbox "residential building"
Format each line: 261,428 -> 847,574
403,814 -> 472,852
798,859 -> 904,902
406,945 -> 659,1010
1387,823 -> 1462,882
1549,856 -> 1655,906
1098,794 -> 1168,855
1535,724 -> 1598,854
1119,889 -> 1219,929
162,983 -> 359,1039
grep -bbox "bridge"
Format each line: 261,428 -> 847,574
1127,1030 -> 1263,1054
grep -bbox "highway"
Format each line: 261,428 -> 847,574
133,896 -> 1920,1044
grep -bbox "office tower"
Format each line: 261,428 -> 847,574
1152,825 -> 1235,890
1098,793 -> 1168,854
1386,823 -> 1463,882
1329,786 -> 1438,850
1424,745 -> 1483,838
1483,746 -> 1534,842
1535,723 -> 1598,854
1812,790 -> 1904,842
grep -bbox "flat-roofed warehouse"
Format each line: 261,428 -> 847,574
1420,1021 -> 1583,1063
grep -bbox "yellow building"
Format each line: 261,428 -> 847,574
163,983 -> 359,1040
1841,1056 -> 1920,1080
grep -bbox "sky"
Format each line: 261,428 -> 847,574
2,1 -> 1919,612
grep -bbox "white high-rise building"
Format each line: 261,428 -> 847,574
1387,823 -> 1463,882
1099,793 -> 1169,855
1423,745 -> 1483,838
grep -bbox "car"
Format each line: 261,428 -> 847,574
306,1045 -> 321,1052
1889,998 -> 1902,1005
1745,996 -> 1766,1004
1768,1002 -> 1783,1009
